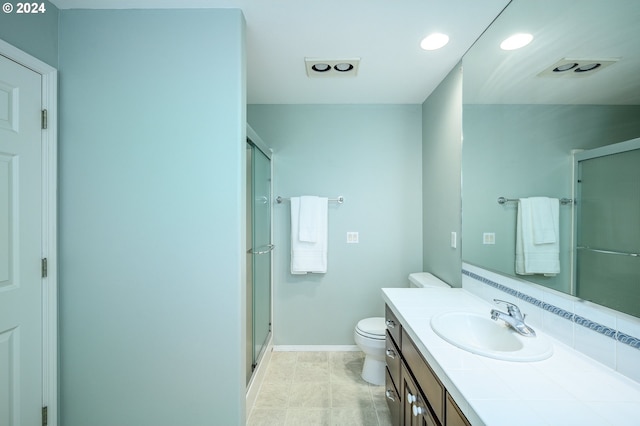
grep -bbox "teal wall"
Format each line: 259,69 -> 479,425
421,63 -> 463,287
58,9 -> 246,426
0,0 -> 58,67
248,105 -> 423,344
462,104 -> 640,292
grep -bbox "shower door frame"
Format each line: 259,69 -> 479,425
246,125 -> 273,388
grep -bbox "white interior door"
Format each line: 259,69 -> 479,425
0,53 -> 43,426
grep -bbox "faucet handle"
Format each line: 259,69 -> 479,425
493,299 -> 523,318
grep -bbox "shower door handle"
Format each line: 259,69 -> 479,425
247,244 -> 275,255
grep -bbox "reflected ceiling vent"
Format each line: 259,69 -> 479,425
538,58 -> 619,77
305,58 -> 360,78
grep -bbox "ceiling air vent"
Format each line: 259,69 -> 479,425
538,58 -> 619,78
305,58 -> 360,78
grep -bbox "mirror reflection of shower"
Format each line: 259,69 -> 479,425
574,138 -> 640,318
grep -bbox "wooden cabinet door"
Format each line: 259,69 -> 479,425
401,364 -> 438,426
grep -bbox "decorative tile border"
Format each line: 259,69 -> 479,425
462,269 -> 640,350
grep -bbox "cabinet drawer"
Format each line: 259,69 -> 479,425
385,304 -> 401,346
386,331 -> 401,388
401,329 -> 444,424
385,367 -> 401,426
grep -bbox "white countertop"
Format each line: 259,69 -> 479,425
382,287 -> 640,426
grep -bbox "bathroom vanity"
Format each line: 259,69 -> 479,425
385,304 -> 470,425
382,287 -> 640,425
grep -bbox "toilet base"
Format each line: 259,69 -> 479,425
361,356 -> 385,386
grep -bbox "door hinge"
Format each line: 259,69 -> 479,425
41,258 -> 48,278
41,109 -> 47,130
42,406 -> 48,426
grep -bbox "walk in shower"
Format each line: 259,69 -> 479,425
246,127 -> 273,385
574,137 -> 640,317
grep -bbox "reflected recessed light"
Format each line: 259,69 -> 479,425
553,62 -> 578,72
311,63 -> 331,72
575,63 -> 601,73
420,33 -> 449,51
500,33 -> 533,50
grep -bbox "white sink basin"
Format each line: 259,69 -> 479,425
430,311 -> 553,362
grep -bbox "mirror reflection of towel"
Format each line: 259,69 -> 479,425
516,197 -> 560,276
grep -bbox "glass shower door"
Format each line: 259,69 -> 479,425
248,143 -> 272,379
575,139 -> 640,317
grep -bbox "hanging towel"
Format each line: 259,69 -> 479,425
290,196 -> 328,274
516,197 -> 560,276
298,196 -> 322,242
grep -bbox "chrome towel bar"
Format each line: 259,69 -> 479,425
497,196 -> 573,205
276,195 -> 344,204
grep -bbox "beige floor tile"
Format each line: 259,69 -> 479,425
371,385 -> 389,410
270,351 -> 298,365
294,361 -> 331,383
331,407 -> 380,426
289,382 -> 331,408
329,351 -> 364,365
264,362 -> 296,384
247,408 -> 288,426
286,408 -> 332,426
297,351 -> 330,363
249,351 -> 390,426
331,382 -> 375,408
254,382 -> 290,408
375,406 -> 393,426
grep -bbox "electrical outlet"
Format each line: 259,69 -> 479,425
483,232 -> 496,245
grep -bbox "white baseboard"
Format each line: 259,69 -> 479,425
273,345 -> 360,352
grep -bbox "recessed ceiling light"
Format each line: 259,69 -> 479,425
311,63 -> 331,72
420,33 -> 449,51
334,63 -> 354,72
500,33 -> 533,50
305,58 -> 360,78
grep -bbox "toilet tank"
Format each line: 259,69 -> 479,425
408,272 -> 450,288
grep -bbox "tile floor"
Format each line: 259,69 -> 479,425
247,351 -> 393,426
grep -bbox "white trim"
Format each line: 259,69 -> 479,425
273,345 -> 360,352
0,38 -> 58,426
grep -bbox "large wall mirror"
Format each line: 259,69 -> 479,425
462,0 -> 640,317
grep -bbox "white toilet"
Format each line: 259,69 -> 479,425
354,272 -> 450,385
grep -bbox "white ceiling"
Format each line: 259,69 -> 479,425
50,0 -> 510,104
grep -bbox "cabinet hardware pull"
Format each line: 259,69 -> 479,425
412,404 -> 425,417
407,392 -> 417,404
385,389 -> 396,402
385,348 -> 396,359
385,319 -> 396,329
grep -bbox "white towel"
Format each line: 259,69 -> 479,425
298,196 -> 321,242
290,196 -> 328,274
516,197 -> 560,276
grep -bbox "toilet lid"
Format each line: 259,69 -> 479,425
356,317 -> 386,339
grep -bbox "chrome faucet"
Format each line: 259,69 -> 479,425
490,299 -> 536,337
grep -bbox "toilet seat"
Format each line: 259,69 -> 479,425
355,317 -> 386,340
